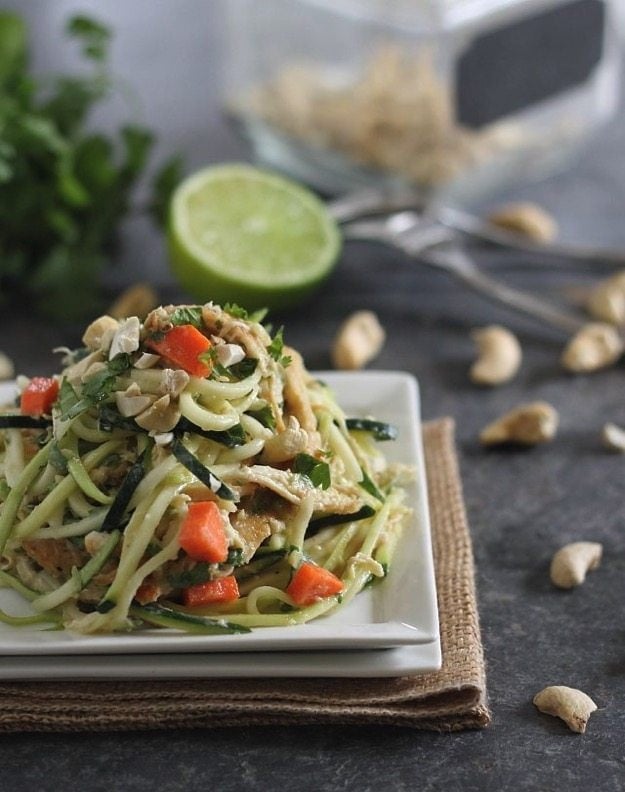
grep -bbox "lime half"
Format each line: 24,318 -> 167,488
167,163 -> 341,310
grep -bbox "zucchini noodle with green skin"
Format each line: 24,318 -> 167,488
0,303 -> 410,635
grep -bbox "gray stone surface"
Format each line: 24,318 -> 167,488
2,2 -> 625,790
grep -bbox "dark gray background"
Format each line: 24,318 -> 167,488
2,2 -> 625,790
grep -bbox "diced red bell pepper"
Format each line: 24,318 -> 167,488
20,377 -> 59,416
286,561 -> 344,606
178,501 -> 228,563
145,324 -> 212,377
183,575 -> 239,607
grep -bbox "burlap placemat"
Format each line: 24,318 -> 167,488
0,417 -> 490,732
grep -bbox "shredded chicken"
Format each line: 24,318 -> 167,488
282,347 -> 321,451
21,538 -> 87,580
261,416 -> 310,464
227,465 -> 362,514
231,510 -> 280,562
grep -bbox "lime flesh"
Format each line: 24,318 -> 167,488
168,163 -> 341,310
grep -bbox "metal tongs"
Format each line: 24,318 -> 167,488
329,187 -> 623,336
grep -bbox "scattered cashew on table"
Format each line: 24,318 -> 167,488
479,401 -> 559,446
332,256 -> 613,733
470,325 -> 522,386
533,686 -> 597,733
550,542 -> 603,589
331,310 -> 385,370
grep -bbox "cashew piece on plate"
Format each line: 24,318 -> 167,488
550,541 -> 602,589
82,315 -> 119,353
479,401 -> 558,446
561,322 -> 624,373
487,202 -> 558,243
331,310 -> 385,370
470,325 -> 521,386
533,686 -> 597,733
586,270 -> 625,325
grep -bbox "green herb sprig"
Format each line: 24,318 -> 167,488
0,12 -> 182,320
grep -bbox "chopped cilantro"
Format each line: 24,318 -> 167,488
58,379 -> 85,420
267,327 -> 284,360
58,354 -> 131,420
226,547 -> 244,567
266,327 -> 292,367
49,442 -> 69,474
223,303 -> 268,323
359,470 -> 385,502
228,357 -> 258,380
168,563 -> 211,589
169,306 -> 203,328
246,405 -> 276,430
293,453 -> 331,490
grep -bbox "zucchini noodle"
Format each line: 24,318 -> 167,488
0,302 -> 411,635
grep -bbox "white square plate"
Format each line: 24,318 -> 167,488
0,372 -> 440,657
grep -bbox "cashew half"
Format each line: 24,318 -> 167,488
533,686 -> 597,733
487,202 -> 558,243
561,322 -> 624,373
470,325 -> 521,386
550,541 -> 602,589
587,270 -> 625,325
331,310 -> 385,370
479,401 -> 558,446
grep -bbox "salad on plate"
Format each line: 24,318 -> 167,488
0,303 -> 410,635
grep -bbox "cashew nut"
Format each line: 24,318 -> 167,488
586,270 -> 625,325
470,325 -> 521,386
109,316 -> 141,359
533,686 -> 597,733
550,541 -> 602,589
108,282 -> 159,320
134,394 -> 181,433
487,202 -> 558,243
115,383 -> 155,418
479,401 -> 558,446
82,315 -> 119,352
561,322 -> 624,373
601,422 -> 625,452
331,310 -> 385,370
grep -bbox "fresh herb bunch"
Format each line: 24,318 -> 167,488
0,12 -> 182,320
